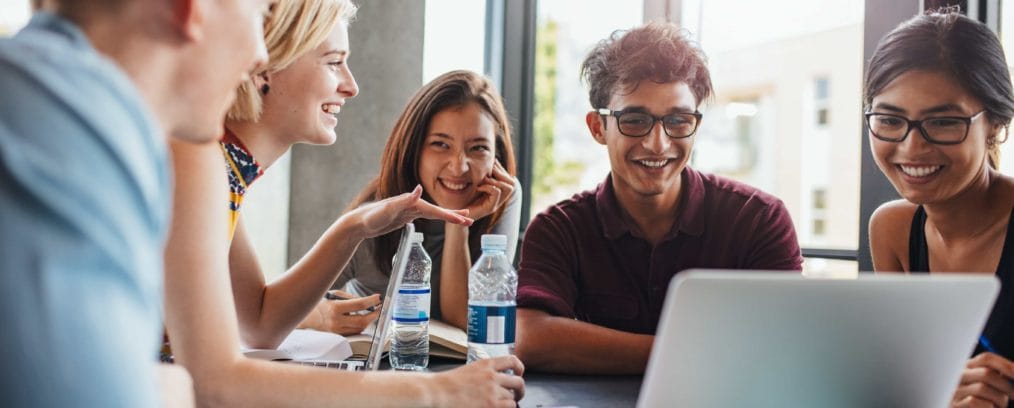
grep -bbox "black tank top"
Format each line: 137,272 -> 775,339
909,205 -> 1014,358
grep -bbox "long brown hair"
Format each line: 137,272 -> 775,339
350,70 -> 517,273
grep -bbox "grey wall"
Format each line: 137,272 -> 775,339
287,0 -> 426,265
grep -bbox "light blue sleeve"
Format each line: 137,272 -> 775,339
0,14 -> 167,407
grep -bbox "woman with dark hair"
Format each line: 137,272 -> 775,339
299,70 -> 520,331
866,8 -> 1014,407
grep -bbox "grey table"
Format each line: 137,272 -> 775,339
427,359 -> 642,408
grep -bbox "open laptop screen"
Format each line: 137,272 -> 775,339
364,222 -> 414,370
639,270 -> 999,407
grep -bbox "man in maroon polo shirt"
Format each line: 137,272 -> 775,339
514,22 -> 803,374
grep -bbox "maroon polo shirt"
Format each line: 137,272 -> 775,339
517,166 -> 803,334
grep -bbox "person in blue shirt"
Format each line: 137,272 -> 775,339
0,0 -> 270,406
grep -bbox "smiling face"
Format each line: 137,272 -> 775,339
259,20 -> 359,146
417,102 -> 497,210
589,80 -> 697,205
869,69 -> 994,205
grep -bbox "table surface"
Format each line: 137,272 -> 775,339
425,359 -> 642,408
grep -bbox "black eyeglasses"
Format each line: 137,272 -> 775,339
596,108 -> 703,138
864,110 -> 986,145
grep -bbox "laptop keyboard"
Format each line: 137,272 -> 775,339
290,360 -> 365,371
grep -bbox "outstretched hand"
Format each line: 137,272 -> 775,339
351,185 -> 473,240
463,161 -> 516,221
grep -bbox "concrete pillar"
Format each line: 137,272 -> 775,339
287,0 -> 425,265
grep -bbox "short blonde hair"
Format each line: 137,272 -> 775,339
227,0 -> 358,122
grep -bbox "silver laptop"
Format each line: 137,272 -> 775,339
638,270 -> 1000,408
296,223 -> 413,371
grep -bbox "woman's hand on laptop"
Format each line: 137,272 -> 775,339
346,185 -> 473,241
430,355 -> 525,407
297,291 -> 381,335
951,352 -> 1014,407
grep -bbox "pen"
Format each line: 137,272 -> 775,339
979,335 -> 1014,385
979,335 -> 999,354
324,291 -> 380,313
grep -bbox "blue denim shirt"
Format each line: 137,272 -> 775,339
0,12 -> 169,407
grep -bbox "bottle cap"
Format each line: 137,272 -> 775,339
480,234 -> 507,250
411,232 -> 424,243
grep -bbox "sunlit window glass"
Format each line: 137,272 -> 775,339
0,0 -> 31,37
530,0 -> 643,215
682,0 -> 863,274
423,0 -> 486,82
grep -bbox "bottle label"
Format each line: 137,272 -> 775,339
392,287 -> 431,323
467,304 -> 516,344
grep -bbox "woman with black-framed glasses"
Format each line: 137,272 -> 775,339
865,8 -> 1014,407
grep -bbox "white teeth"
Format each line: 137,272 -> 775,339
440,180 -> 467,191
899,165 -> 942,178
637,159 -> 668,168
322,104 -> 340,114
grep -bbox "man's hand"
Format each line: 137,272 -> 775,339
430,356 -> 526,407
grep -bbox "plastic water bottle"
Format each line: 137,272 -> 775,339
390,231 -> 431,370
467,234 -> 517,366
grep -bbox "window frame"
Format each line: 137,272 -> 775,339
488,0 -> 998,271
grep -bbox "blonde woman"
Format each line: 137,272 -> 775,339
164,0 -> 525,406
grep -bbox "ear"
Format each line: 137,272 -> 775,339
254,71 -> 270,88
586,111 -> 607,145
172,0 -> 203,42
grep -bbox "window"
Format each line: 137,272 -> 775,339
528,0 -> 643,215
811,188 -> 828,238
0,0 -> 31,36
693,99 -> 762,180
422,0 -> 487,82
681,0 -> 862,274
814,77 -> 830,126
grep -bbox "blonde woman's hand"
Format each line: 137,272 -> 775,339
951,352 -> 1014,408
350,185 -> 472,240
465,161 -> 516,221
430,355 -> 525,407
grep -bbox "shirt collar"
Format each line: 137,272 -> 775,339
221,128 -> 264,188
595,165 -> 707,241
21,12 -> 91,49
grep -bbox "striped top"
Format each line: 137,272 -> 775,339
220,129 -> 264,240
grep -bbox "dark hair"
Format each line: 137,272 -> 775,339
864,8 -> 1013,168
581,22 -> 713,110
350,70 -> 516,273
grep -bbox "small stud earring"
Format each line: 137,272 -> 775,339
260,84 -> 270,95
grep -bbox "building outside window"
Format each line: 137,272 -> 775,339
681,0 -> 863,273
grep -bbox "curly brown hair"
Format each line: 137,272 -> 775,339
581,22 -> 713,110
